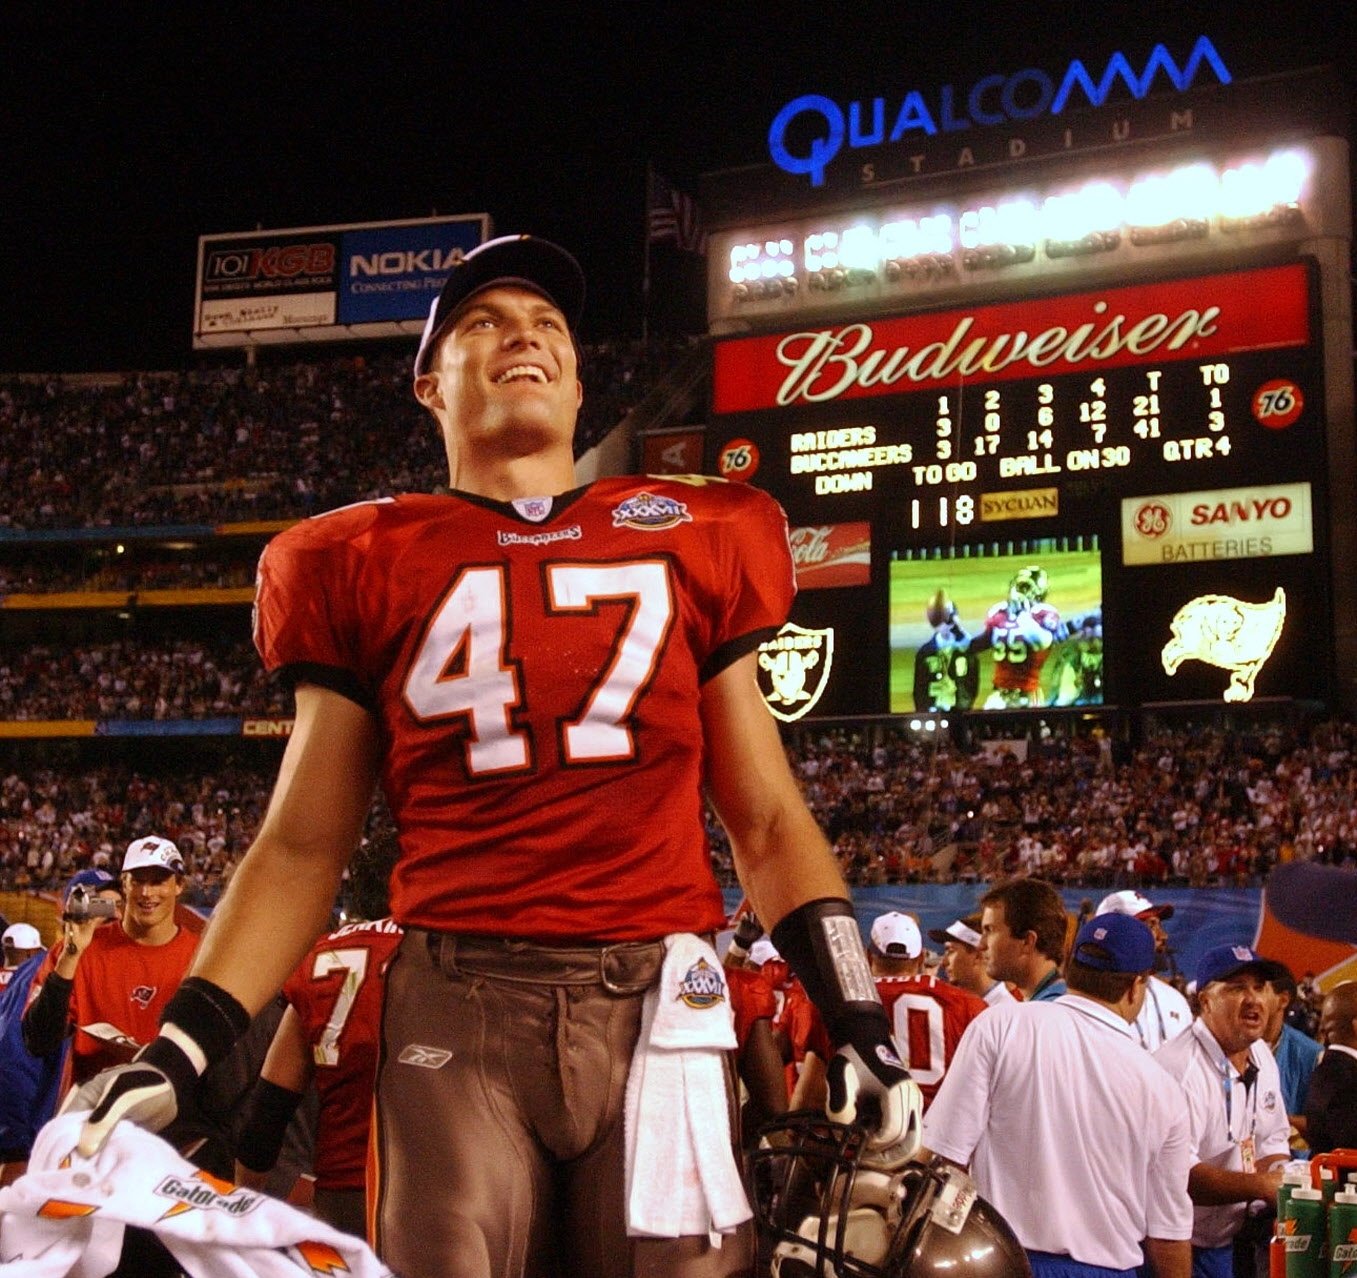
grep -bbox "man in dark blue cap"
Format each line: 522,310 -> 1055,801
925,912 -> 1193,1278
1,868 -> 120,1185
1154,945 -> 1291,1278
70,236 -> 922,1278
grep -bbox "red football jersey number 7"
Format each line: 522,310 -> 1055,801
401,560 -> 675,776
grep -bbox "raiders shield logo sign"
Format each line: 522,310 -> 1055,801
757,623 -> 834,722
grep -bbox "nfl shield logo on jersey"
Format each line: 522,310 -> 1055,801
757,623 -> 834,722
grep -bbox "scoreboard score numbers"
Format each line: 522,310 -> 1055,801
712,259 -> 1332,716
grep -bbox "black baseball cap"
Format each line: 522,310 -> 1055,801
413,234 -> 585,376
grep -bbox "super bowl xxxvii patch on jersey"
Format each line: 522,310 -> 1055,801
611,492 -> 692,531
676,958 -> 726,1010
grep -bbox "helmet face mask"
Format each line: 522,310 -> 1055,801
751,1114 -> 1032,1278
1007,566 -> 1049,612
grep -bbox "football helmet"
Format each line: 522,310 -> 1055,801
1007,566 -> 1048,611
751,1114 -> 1031,1278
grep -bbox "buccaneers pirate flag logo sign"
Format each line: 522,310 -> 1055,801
757,623 -> 834,722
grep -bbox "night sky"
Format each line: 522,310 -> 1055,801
2,1 -> 1350,373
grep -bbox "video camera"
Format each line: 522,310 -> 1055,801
63,884 -> 119,922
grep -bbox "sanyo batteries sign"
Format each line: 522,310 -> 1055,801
1121,482 -> 1313,565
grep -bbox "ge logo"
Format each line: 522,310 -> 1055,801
1134,501 -> 1171,538
717,439 -> 759,481
1252,380 -> 1303,429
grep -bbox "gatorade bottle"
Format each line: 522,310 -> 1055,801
1280,1166 -> 1317,1278
1285,1187 -> 1326,1278
1281,1164 -> 1315,1222
1330,1186 -> 1357,1278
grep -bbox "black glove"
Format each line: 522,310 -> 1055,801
825,1014 -> 923,1166
64,976 -> 249,1157
726,911 -> 764,963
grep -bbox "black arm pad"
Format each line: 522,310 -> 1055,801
236,1078 -> 306,1173
159,976 -> 252,1074
21,972 -> 73,1058
770,897 -> 888,1044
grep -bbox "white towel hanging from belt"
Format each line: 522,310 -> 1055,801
624,932 -> 752,1243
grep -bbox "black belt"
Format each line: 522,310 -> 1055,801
416,930 -> 666,994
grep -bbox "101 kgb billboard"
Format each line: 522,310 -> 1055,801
194,214 -> 489,348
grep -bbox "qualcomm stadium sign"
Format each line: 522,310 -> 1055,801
768,37 -> 1232,186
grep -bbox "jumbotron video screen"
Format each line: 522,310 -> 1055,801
709,258 -> 1331,717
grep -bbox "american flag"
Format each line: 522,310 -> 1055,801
647,168 -> 707,254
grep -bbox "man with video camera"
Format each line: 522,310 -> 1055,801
23,837 -> 198,1090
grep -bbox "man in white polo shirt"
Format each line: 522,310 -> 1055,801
1097,890 -> 1191,1050
924,912 -> 1193,1278
1153,945 -> 1290,1278
928,913 -> 1017,1006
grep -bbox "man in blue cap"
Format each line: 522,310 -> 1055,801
925,912 -> 1193,1278
1154,945 -> 1291,1278
1,868 -> 120,1184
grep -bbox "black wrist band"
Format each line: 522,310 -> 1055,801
158,976 -> 251,1076
771,897 -> 887,1043
138,1035 -> 201,1096
237,1079 -> 305,1172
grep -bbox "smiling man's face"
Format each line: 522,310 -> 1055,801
415,284 -> 582,465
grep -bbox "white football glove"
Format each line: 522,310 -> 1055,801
826,1037 -> 924,1168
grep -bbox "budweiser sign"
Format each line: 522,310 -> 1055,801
713,263 -> 1310,413
789,522 -> 871,589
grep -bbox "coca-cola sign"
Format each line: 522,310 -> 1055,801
713,263 -> 1309,414
789,522 -> 871,588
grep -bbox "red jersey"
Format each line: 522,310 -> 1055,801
983,603 -> 1061,694
282,918 -> 403,1192
254,477 -> 794,940
725,965 -> 778,1061
67,924 -> 199,1084
875,973 -> 987,1108
0,968 -> 15,991
774,980 -> 833,1097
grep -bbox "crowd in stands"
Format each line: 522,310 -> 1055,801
0,639 -> 285,721
0,553 -> 258,596
5,717 -> 1356,905
0,337 -> 693,533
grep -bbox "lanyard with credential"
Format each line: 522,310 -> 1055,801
1220,1057 -> 1259,1143
1134,982 -> 1167,1049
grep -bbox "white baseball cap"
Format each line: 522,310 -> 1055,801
1097,889 -> 1175,920
122,836 -> 185,875
3,922 -> 42,950
870,911 -> 922,959
928,917 -> 982,949
748,938 -> 781,967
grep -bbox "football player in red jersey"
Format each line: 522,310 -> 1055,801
976,565 -> 1063,708
862,912 -> 986,1109
71,236 -> 921,1278
235,914 -> 403,1236
793,912 -> 986,1114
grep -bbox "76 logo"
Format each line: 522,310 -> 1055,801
1251,380 -> 1303,429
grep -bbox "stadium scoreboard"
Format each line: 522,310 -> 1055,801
711,263 -> 1335,721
